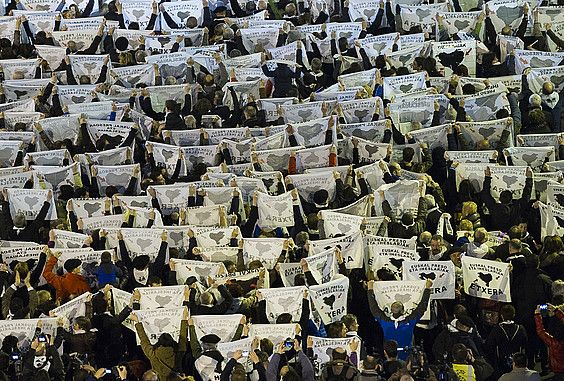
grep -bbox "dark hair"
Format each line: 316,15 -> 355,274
326,321 -> 345,338
74,316 -> 91,331
500,190 -> 513,204
383,340 -> 398,357
508,226 -> 522,240
452,343 -> 469,363
482,52 -> 496,68
512,352 -> 527,368
332,347 -> 348,361
402,147 -> 415,162
341,314 -> 357,331
156,333 -> 177,348
148,275 -> 162,285
92,293 -> 108,315
276,313 -> 293,324
461,84 -> 476,95
500,305 -> 516,321
260,339 -> 273,355
396,66 -> 410,76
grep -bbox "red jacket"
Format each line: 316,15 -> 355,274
43,256 -> 91,304
535,309 -> 564,374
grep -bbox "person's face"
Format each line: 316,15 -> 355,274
430,239 -> 441,254
150,282 -> 162,287
391,302 -> 404,316
450,252 -> 462,267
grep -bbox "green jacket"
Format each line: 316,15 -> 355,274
135,319 -> 188,380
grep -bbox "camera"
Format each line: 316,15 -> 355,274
38,334 -> 47,343
284,338 -> 294,350
540,304 -> 548,317
10,353 -> 20,361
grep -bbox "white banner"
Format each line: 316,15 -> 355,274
461,256 -> 511,302
309,277 -> 349,325
402,260 -> 455,299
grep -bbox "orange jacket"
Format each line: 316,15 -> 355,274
43,256 -> 91,303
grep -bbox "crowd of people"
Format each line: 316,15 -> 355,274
0,0 -> 563,380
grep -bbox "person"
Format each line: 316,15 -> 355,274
320,346 -> 360,381
481,166 -> 533,233
42,250 -> 91,304
382,340 -> 405,379
534,304 -> 564,378
2,0 -> 564,377
498,352 -> 541,381
130,308 -> 189,381
485,305 -> 527,376
450,343 -> 493,381
367,278 -> 433,360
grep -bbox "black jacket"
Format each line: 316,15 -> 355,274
481,176 -> 533,233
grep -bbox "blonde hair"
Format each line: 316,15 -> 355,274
458,219 -> 473,231
461,201 -> 477,218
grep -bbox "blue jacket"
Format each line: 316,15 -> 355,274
368,288 -> 431,360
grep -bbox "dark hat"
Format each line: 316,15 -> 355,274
64,258 -> 82,273
213,0 -> 227,12
185,276 -> 198,286
457,315 -> 474,329
132,255 -> 150,270
201,334 -> 221,344
115,36 -> 129,52
313,189 -> 329,206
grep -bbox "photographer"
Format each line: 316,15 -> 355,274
22,335 -> 65,380
534,304 -> 564,378
450,344 -> 493,381
268,339 -> 314,381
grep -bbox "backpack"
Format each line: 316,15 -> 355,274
497,323 -> 524,372
321,361 -> 360,381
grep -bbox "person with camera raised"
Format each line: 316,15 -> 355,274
450,343 -> 493,381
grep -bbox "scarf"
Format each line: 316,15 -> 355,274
133,268 -> 149,285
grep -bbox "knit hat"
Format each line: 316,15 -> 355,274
64,258 -> 82,273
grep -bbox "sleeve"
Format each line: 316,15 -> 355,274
2,285 -> 15,319
481,175 -> 496,210
266,353 -> 281,381
367,289 -> 386,320
135,322 -> 156,359
298,351 -> 315,381
404,288 -> 431,320
42,256 -> 63,291
209,284 -> 233,314
30,252 -> 47,286
189,323 -> 203,358
149,241 -> 168,280
221,358 -> 239,381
